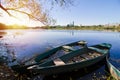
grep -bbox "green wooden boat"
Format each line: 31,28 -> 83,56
34,40 -> 87,63
106,58 -> 120,80
14,43 -> 111,75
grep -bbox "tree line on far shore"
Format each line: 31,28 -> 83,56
41,24 -> 120,31
0,23 -> 27,29
1,22 -> 120,32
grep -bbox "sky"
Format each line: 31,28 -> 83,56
0,0 -> 120,27
50,0 -> 120,26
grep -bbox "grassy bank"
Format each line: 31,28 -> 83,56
41,25 -> 120,32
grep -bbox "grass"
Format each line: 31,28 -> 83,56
41,26 -> 120,32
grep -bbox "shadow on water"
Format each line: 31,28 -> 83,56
43,59 -> 108,80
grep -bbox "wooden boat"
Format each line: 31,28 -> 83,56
106,58 -> 120,80
12,43 -> 111,75
34,40 -> 87,63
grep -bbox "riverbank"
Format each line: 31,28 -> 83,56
40,26 -> 120,32
0,41 -> 16,80
0,63 -> 16,80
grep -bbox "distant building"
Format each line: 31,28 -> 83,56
67,21 -> 74,27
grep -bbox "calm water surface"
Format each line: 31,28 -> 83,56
0,29 -> 120,80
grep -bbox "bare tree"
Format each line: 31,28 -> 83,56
0,0 -> 73,25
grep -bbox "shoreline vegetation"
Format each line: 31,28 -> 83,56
41,25 -> 120,32
0,22 -> 120,32
0,23 -> 27,30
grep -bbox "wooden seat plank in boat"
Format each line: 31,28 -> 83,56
62,46 -> 74,51
78,41 -> 87,44
53,58 -> 65,66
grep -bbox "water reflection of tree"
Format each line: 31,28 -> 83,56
0,31 -> 7,38
69,30 -> 74,36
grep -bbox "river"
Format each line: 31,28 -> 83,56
0,29 -> 120,80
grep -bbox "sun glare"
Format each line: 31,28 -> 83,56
0,9 -> 43,27
7,14 -> 28,26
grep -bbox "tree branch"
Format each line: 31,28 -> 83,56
0,0 -> 73,25
0,4 -> 12,16
6,8 -> 48,25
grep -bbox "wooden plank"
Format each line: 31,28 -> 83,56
78,41 -> 87,44
53,58 -> 65,66
62,46 -> 74,51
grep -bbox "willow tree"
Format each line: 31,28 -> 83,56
0,0 -> 73,25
